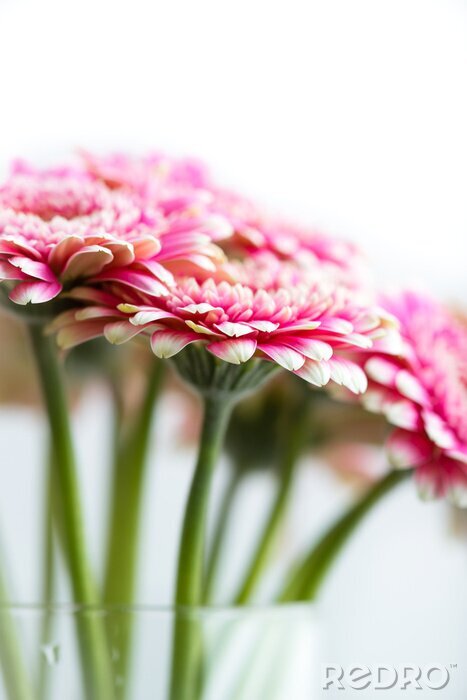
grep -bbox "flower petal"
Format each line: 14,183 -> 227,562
385,399 -> 421,430
57,320 -> 106,349
207,338 -> 257,365
130,309 -> 178,326
185,320 -> 219,335
9,256 -> 56,282
329,358 -> 368,394
0,261 -> 28,281
258,343 -> 305,371
9,280 -> 62,305
386,428 -> 433,469
214,321 -> 255,337
104,321 -> 144,345
248,320 -> 280,333
94,268 -> 169,296
294,359 -> 331,387
395,370 -> 429,406
151,330 -> 198,358
62,245 -> 114,281
48,235 -> 85,273
365,357 -> 400,386
422,409 -> 457,450
282,337 -> 333,362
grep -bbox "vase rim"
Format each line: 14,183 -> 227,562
0,600 -> 317,617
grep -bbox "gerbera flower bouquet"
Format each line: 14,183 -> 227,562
0,151 -> 465,700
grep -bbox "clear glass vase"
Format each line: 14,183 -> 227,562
0,602 -> 318,700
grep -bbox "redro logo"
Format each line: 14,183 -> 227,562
322,665 -> 455,691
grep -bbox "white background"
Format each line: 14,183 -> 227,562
1,0 -> 467,299
0,0 -> 466,697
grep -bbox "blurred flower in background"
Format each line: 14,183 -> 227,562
360,291 -> 467,505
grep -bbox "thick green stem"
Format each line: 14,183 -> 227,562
103,360 -> 164,698
170,393 -> 233,700
29,325 -> 114,700
104,360 -> 164,603
203,469 -> 242,605
233,409 -> 306,605
279,469 -> 410,602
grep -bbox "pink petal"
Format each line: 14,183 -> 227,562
180,303 -> 218,315
0,261 -> 28,281
319,318 -> 354,334
208,338 -> 257,365
62,245 -> 114,281
48,236 -> 85,273
415,461 -> 447,501
105,241 -> 135,268
248,320 -> 280,333
361,387 -> 389,414
57,320 -> 106,349
151,329 -> 198,358
258,343 -> 305,371
294,359 -> 331,387
395,370 -> 429,406
130,309 -> 178,326
282,337 -> 333,362
9,256 -> 56,282
185,320 -> 219,336
422,409 -> 457,450
275,321 -> 321,334
0,237 -> 42,259
386,428 -> 433,469
415,456 -> 467,506
104,321 -> 144,345
365,357 -> 400,386
66,286 -> 121,306
75,306 -> 119,321
385,398 -> 421,430
329,358 -> 368,394
9,280 -> 62,305
341,332 -> 373,349
132,237 -> 161,260
94,268 -> 169,296
214,321 -> 255,337
446,448 -> 467,465
138,259 -> 174,286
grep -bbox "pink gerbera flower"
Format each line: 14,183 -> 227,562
0,167 -> 228,307
79,151 -> 234,241
360,291 -> 467,505
80,151 -> 369,285
54,256 -> 396,394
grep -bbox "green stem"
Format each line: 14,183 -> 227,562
233,410 -> 306,605
279,469 -> 410,602
203,469 -> 243,605
29,325 -> 114,700
104,359 -> 164,603
37,452 -> 56,700
103,359 -> 164,698
0,558 -> 34,700
170,393 -> 233,700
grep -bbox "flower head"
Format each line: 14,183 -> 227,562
79,151 -> 234,241
80,152 -> 369,286
360,291 -> 467,505
0,166 -> 228,308
55,255 -> 395,393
